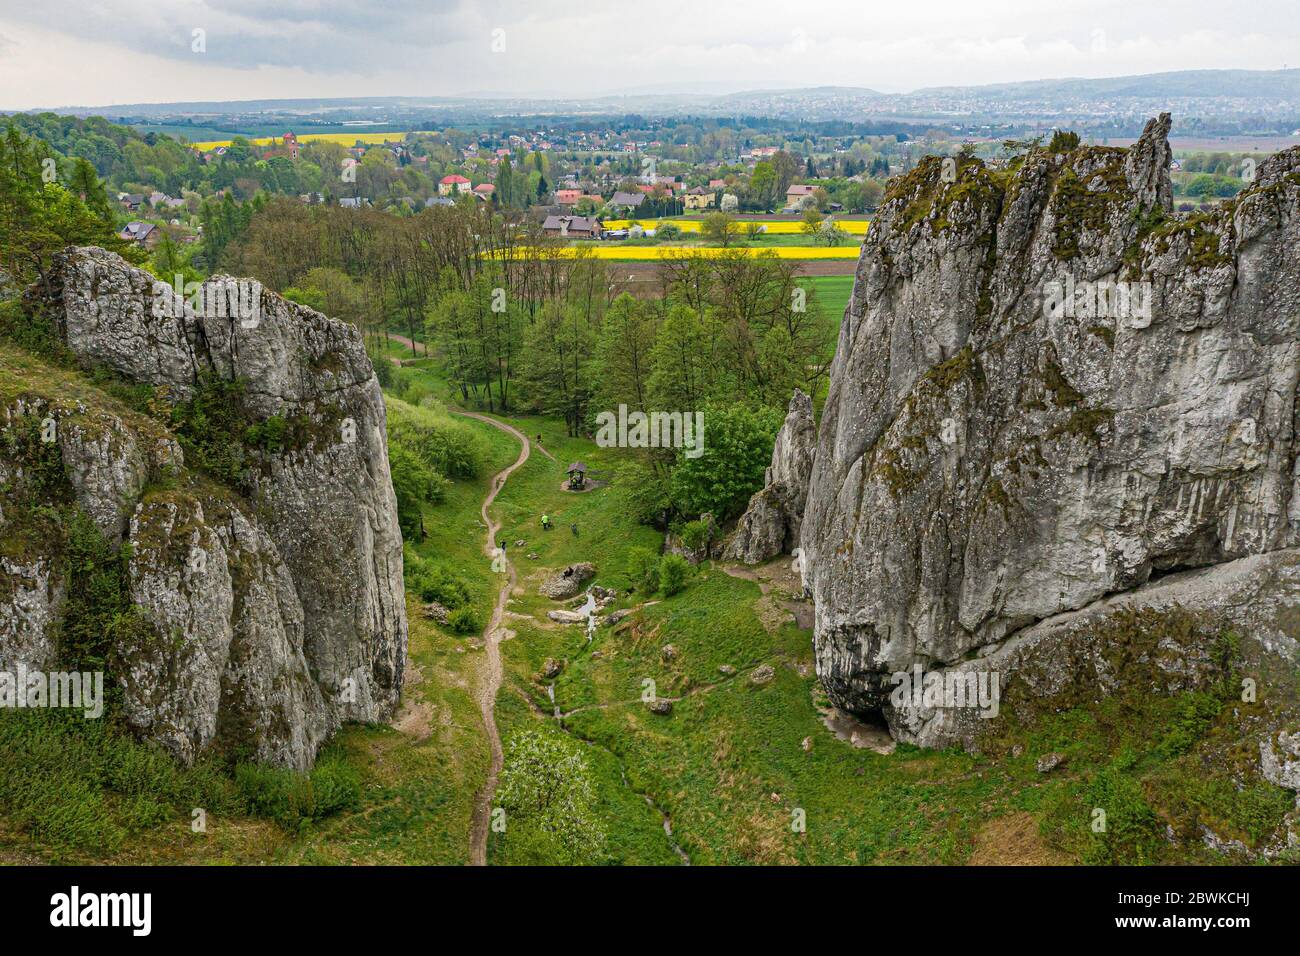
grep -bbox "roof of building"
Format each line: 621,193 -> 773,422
611,191 -> 645,207
118,222 -> 156,239
542,215 -> 600,232
440,174 -> 471,184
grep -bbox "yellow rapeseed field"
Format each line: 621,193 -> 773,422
544,245 -> 862,260
603,218 -> 870,235
189,131 -> 431,151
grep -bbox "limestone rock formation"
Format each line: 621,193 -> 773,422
539,563 -> 595,599
0,247 -> 407,769
725,389 -> 816,564
800,116 -> 1300,756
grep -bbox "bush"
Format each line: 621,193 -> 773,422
677,518 -> 711,552
449,606 -> 482,635
235,752 -> 361,831
658,553 -> 691,597
628,547 -> 661,594
655,223 -> 682,241
0,710 -> 242,859
406,557 -> 471,608
386,395 -> 484,479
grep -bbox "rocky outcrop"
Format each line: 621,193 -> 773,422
539,563 -> 595,599
0,247 -> 406,769
800,116 -> 1300,754
725,389 -> 816,564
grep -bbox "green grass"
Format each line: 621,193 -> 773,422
3,334 -> 1293,867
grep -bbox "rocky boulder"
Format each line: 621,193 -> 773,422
539,562 -> 595,599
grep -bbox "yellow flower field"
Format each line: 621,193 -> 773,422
603,218 -> 870,235
189,131 -> 432,150
546,245 -> 862,260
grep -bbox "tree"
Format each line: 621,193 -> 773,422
800,207 -> 824,236
667,403 -> 785,519
700,210 -> 738,247
496,730 -> 606,865
0,124 -> 127,307
594,293 -> 659,414
517,300 -> 597,435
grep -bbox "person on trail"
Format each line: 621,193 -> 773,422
541,514 -> 551,530
571,522 -> 578,537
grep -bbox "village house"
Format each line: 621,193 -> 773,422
439,174 -> 472,196
118,193 -> 144,212
541,215 -> 601,239
554,188 -> 583,205
149,191 -> 186,210
785,183 -> 817,210
472,183 -> 495,200
683,186 -> 715,210
117,221 -> 160,247
610,190 -> 646,210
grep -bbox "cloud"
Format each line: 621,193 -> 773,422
1,0 -> 1298,109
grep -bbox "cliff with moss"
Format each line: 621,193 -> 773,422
799,114 -> 1300,798
0,247 -> 407,770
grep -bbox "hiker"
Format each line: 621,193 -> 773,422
571,522 -> 578,537
541,514 -> 551,530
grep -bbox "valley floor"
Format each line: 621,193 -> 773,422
2,345 -> 1292,866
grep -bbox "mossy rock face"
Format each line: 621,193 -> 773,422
0,248 -> 410,770
804,113 -> 1300,771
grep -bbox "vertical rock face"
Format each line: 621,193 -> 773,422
801,116 -> 1300,748
724,389 -> 816,564
0,247 -> 406,769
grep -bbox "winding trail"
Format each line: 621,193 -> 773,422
455,410 -> 531,867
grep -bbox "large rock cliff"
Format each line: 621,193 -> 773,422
0,247 -> 406,769
800,116 -> 1300,752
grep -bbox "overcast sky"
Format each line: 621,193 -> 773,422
0,0 -> 1296,110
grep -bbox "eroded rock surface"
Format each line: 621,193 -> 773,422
0,247 -> 406,769
800,116 -> 1300,755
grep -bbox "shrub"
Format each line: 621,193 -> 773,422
677,518 -> 711,552
449,606 -> 482,635
628,547 -> 660,594
235,752 -> 361,831
497,729 -> 606,864
386,395 -> 484,479
658,553 -> 691,597
406,557 -> 471,608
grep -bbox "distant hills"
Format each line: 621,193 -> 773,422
20,68 -> 1300,132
